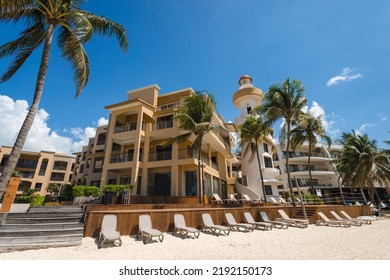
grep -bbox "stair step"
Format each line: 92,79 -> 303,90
0,240 -> 82,253
7,212 -> 84,218
0,222 -> 84,231
0,234 -> 83,245
0,227 -> 84,237
28,206 -> 85,213
4,217 -> 83,224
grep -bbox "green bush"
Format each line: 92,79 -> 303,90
103,184 -> 134,195
72,185 -> 100,197
14,195 -> 31,203
72,185 -> 87,197
84,186 -> 100,197
30,194 -> 45,206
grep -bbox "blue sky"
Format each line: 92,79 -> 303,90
1,0 -> 389,154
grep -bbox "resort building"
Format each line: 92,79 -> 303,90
231,75 -> 345,202
232,75 -> 282,201
273,143 -> 342,198
73,84 -> 238,199
0,146 -> 74,195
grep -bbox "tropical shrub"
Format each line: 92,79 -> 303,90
72,185 -> 100,197
30,194 -> 45,206
103,184 -> 134,195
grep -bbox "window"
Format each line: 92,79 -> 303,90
212,176 -> 219,194
156,115 -> 173,130
39,159 -> 48,176
120,176 -> 131,185
147,172 -> 171,196
264,156 -> 273,168
246,107 -> 252,115
204,173 -> 211,196
34,183 -> 42,192
185,171 -> 197,196
264,185 -> 273,195
263,143 -> 269,152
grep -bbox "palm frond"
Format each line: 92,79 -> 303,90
79,11 -> 128,52
57,26 -> 89,96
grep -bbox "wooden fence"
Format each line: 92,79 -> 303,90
84,204 -> 370,237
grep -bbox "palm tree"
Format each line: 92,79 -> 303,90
258,77 -> 307,206
0,0 -> 128,198
337,131 -> 390,203
239,114 -> 273,202
168,91 -> 223,204
384,131 -> 390,155
290,113 -> 332,193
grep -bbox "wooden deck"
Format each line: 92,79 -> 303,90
84,203 -> 371,237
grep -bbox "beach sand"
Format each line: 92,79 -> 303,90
1,217 -> 389,260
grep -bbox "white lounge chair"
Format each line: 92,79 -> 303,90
225,213 -> 254,232
329,211 -> 363,226
316,212 -> 351,227
98,214 -> 122,249
201,213 -> 230,236
259,211 -> 289,229
229,194 -> 244,204
211,193 -> 230,204
137,214 -> 164,244
340,210 -> 375,225
244,212 -> 273,230
172,214 -> 200,238
276,209 -> 309,228
242,194 -> 261,204
279,197 -> 290,205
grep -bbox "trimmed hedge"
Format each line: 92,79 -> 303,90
103,184 -> 134,195
72,185 -> 100,197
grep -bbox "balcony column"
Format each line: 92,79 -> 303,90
100,114 -> 116,193
171,143 -> 179,196
131,109 -> 143,189
140,121 -> 152,195
207,143 -> 211,166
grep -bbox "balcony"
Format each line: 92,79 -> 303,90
115,122 -> 137,133
177,148 -> 218,170
110,153 -> 134,163
154,120 -> 173,130
148,151 -> 172,162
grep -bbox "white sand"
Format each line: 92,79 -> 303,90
1,217 -> 389,260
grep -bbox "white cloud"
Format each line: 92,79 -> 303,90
0,95 -> 104,155
302,101 -> 342,139
378,113 -> 388,122
326,67 -> 363,87
355,123 -> 375,136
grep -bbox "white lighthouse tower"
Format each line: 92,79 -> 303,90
232,75 -> 280,201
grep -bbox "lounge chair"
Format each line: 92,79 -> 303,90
242,194 -> 261,204
340,210 -> 375,225
211,193 -> 230,204
98,214 -> 122,249
259,211 -> 289,229
229,194 -> 244,204
279,197 -> 290,205
316,212 -> 351,227
225,213 -> 254,232
137,214 -> 164,244
244,212 -> 273,230
329,211 -> 363,226
276,209 -> 309,228
201,213 -> 230,236
172,214 -> 200,238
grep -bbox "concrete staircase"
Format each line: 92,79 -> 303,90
0,205 -> 85,253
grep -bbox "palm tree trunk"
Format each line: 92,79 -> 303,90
256,145 -> 266,202
308,139 -> 313,193
360,187 -> 368,204
285,122 -> 296,206
197,148 -> 203,204
0,24 -> 55,198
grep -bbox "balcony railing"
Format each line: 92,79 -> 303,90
157,102 -> 179,111
289,166 -> 331,172
283,152 -> 327,159
148,151 -> 172,161
177,148 -> 218,169
110,153 -> 134,163
154,120 -> 173,130
114,122 -> 145,133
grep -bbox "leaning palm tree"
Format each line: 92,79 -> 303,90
257,77 -> 307,206
239,114 -> 273,202
290,113 -> 332,193
337,131 -> 390,203
168,91 -> 224,204
0,0 -> 128,198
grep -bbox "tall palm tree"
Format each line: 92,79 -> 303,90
169,91 -> 223,204
258,77 -> 307,206
384,131 -> 390,155
0,0 -> 128,198
290,113 -> 332,193
337,131 -> 390,203
239,114 -> 273,202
